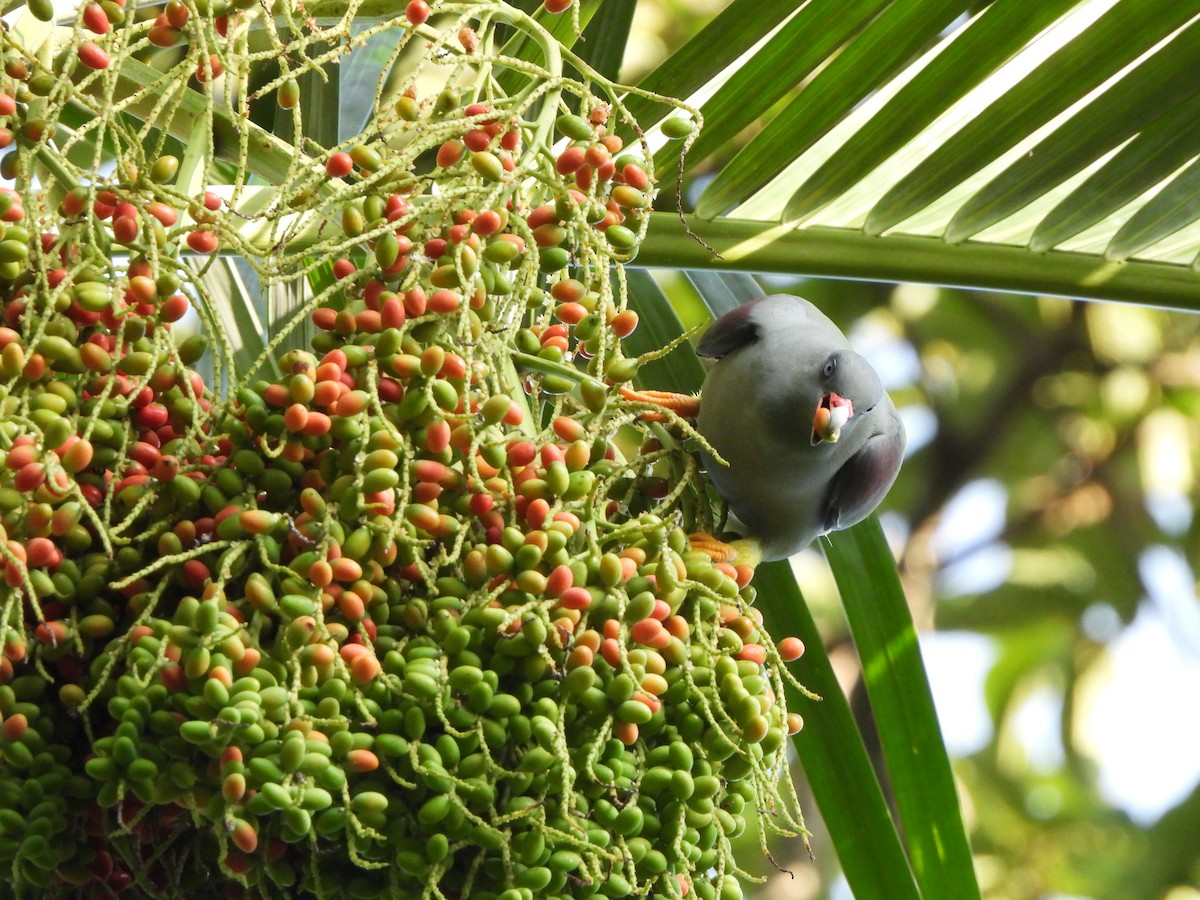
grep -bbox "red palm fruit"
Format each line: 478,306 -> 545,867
77,42 -> 110,70
195,55 -> 223,82
14,462 -> 45,492
418,420 -> 448,454
186,229 -> 217,253
146,201 -> 178,226
35,621 -> 69,645
559,587 -> 592,611
5,444 -> 36,470
229,820 -> 257,853
622,163 -> 649,189
429,289 -> 459,313
406,0 -> 430,25
165,0 -> 189,27
471,209 -> 503,236
1,712 -> 28,741
404,288 -> 427,316
148,19 -> 181,47
504,442 -> 534,469
611,309 -> 639,337
778,636 -> 805,661
346,749 -> 379,773
348,653 -> 380,685
326,152 -> 353,177
25,536 -> 60,568
83,4 -> 110,33
436,141 -> 463,168
160,294 -> 189,321
463,130 -> 491,152
631,617 -> 665,645
556,146 -> 586,175
112,215 -> 138,244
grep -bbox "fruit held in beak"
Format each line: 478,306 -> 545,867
812,392 -> 853,444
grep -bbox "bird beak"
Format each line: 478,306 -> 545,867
811,392 -> 854,444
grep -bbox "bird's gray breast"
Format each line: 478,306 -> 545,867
696,345 -> 829,559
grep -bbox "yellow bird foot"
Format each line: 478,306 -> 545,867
687,532 -> 763,587
618,387 -> 702,421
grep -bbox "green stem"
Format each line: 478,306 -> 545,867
32,143 -> 79,193
72,56 -> 318,194
489,3 -> 563,156
635,212 -> 1200,312
511,351 -> 604,392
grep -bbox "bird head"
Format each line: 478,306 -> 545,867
808,349 -> 883,445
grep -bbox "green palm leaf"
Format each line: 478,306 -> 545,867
633,0 -> 1200,309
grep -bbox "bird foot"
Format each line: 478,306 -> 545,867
688,532 -> 762,586
618,387 -> 701,421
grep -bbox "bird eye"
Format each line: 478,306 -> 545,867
822,358 -> 836,378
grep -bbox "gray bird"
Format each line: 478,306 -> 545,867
694,295 -> 905,562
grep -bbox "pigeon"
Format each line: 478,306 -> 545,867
693,295 -> 905,562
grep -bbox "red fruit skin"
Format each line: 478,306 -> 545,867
406,0 -> 430,25
83,3 -> 110,33
77,42 -> 111,70
326,152 -> 353,177
186,230 -> 218,253
555,146 -> 586,175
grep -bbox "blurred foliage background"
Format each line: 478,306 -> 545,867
627,3 -> 1200,898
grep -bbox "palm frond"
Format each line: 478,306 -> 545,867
635,0 -> 1200,308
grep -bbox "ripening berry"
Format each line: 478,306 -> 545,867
436,141 -> 463,168
195,54 -> 223,82
82,4 -> 110,34
148,21 -> 182,47
464,129 -> 491,151
229,819 -> 258,853
778,636 -> 805,661
406,0 -> 430,25
610,309 -> 639,338
111,214 -> 138,244
622,162 -> 649,189
165,0 -> 189,27
77,42 -> 111,70
555,146 -> 586,175
326,152 -> 353,178
61,438 -> 94,473
471,209 -> 503,237
278,79 -> 300,109
186,229 -> 218,253
146,201 -> 178,226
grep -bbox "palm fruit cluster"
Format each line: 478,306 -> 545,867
0,1 -> 810,897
